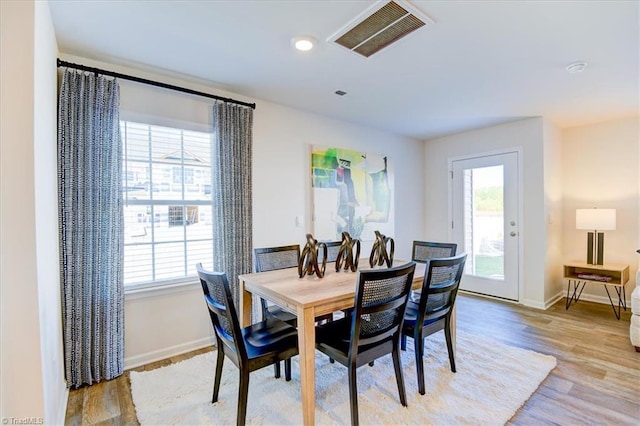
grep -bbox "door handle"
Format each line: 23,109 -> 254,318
510,231 -> 517,237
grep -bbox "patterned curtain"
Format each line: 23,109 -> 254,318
58,69 -> 124,387
211,101 -> 253,311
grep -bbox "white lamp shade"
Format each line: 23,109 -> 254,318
576,209 -> 616,231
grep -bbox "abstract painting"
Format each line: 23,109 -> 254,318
311,146 -> 394,242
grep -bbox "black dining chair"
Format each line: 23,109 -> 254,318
410,241 -> 457,300
412,241 -> 458,263
400,241 -> 458,350
254,245 -> 333,379
315,262 -> 416,426
401,254 -> 467,395
196,264 -> 299,426
254,245 -> 301,325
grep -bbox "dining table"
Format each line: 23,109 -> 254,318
239,259 -> 454,426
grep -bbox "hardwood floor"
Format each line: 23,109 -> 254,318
64,294 -> 640,425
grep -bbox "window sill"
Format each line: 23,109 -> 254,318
125,278 -> 200,301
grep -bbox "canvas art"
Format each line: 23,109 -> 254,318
311,146 -> 394,242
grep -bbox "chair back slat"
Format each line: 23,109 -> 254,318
351,262 -> 415,350
196,263 -> 247,359
254,245 -> 300,272
412,241 -> 457,263
317,241 -> 341,264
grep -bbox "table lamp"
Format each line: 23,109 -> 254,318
576,208 -> 616,265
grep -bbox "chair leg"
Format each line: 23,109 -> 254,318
415,335 -> 426,395
392,347 -> 408,406
348,364 -> 359,426
273,361 -> 281,379
368,361 -> 374,367
400,334 -> 407,351
212,349 -> 225,403
444,319 -> 456,373
284,358 -> 292,381
237,370 -> 250,426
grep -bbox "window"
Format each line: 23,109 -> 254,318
122,121 -> 214,288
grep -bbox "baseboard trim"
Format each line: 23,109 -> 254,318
462,288 -> 630,311
124,336 -> 215,370
543,291 -> 565,309
519,298 -> 547,310
546,288 -> 631,309
574,292 -> 631,307
55,381 -> 69,425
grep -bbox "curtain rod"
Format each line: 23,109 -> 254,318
57,59 -> 256,110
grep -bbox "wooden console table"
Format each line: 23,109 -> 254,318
563,261 -> 629,319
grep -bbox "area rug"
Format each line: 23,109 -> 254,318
130,331 -> 556,425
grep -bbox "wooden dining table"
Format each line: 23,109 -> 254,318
239,260 -> 454,426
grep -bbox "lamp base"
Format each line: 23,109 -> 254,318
586,231 -> 604,265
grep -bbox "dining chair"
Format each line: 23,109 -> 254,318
401,254 -> 467,395
196,263 -> 298,425
401,241 -> 458,350
254,245 -> 301,324
254,244 -> 332,378
315,262 -> 416,426
255,244 -> 334,325
196,264 -> 299,426
410,241 -> 457,302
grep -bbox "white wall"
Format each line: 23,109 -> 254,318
1,0 -> 66,423
562,116 -> 640,300
543,119 -> 564,303
424,118 -> 548,307
34,1 -> 67,423
60,54 -> 424,367
252,101 -> 424,255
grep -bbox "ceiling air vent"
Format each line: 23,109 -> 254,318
329,0 -> 434,58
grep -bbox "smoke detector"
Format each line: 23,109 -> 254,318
328,0 -> 434,58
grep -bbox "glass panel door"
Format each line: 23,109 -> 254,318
452,152 -> 519,300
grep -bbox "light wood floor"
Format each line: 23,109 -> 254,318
65,293 -> 640,425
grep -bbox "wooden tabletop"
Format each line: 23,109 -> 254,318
239,260 -> 426,316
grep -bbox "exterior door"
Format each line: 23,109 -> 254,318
451,151 -> 520,300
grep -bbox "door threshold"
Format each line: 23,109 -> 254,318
458,289 -> 519,304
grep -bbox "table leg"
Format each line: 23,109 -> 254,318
603,284 -> 626,320
239,278 -> 252,327
298,306 -> 316,426
565,279 -> 586,309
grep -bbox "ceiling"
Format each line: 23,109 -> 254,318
49,0 -> 639,140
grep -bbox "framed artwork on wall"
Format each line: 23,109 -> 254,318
311,145 -> 394,242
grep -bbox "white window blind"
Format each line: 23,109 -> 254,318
122,121 -> 214,288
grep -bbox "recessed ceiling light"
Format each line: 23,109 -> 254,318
566,62 -> 587,74
291,35 -> 316,51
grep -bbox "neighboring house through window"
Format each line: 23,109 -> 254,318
122,121 -> 213,288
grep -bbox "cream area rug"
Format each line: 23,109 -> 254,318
130,331 -> 556,425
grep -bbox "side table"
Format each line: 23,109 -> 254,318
563,261 -> 630,320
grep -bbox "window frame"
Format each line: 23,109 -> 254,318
121,120 -> 215,291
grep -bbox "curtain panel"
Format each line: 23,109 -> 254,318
58,69 -> 124,387
211,101 -> 254,312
